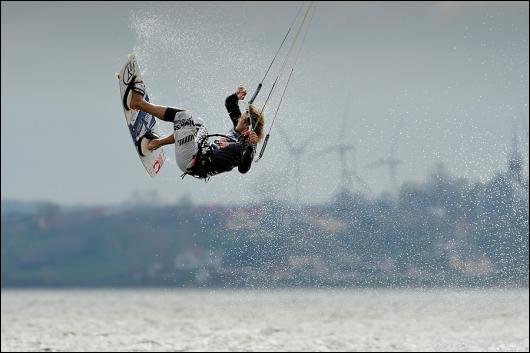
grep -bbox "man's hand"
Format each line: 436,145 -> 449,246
236,84 -> 247,100
244,130 -> 258,145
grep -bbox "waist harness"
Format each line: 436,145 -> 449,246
181,134 -> 238,181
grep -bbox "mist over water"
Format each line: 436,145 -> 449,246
122,2 -> 530,206
127,3 -> 288,201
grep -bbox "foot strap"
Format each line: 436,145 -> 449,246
137,131 -> 160,157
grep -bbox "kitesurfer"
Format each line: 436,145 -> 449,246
128,82 -> 265,180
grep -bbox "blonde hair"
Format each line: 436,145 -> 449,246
248,104 -> 265,142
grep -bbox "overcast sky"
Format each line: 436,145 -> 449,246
1,1 -> 528,206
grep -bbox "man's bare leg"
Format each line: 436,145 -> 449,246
129,91 -> 176,151
130,91 -> 168,120
129,88 -> 182,151
148,133 -> 175,151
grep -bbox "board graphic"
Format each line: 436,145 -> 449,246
116,54 -> 165,177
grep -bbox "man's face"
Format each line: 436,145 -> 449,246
236,112 -> 250,131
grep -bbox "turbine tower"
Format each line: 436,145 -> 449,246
368,115 -> 405,193
276,124 -> 315,204
315,101 -> 370,197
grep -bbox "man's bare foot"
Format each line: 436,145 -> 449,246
130,91 -> 143,110
147,139 -> 159,151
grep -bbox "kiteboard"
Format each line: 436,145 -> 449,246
116,54 -> 165,177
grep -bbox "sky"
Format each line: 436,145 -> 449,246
1,1 -> 529,206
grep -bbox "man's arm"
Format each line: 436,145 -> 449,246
224,84 -> 247,127
238,130 -> 258,174
238,144 -> 254,174
225,93 -> 241,127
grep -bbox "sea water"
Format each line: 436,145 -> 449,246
1,288 -> 528,352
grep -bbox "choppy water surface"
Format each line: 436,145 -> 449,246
1,288 -> 528,352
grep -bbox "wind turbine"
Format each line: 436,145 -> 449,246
315,101 -> 370,197
368,114 -> 405,193
275,123 -> 316,204
507,117 -> 527,191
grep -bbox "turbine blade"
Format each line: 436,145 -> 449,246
275,122 -> 295,152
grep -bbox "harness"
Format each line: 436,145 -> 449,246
181,134 -> 238,181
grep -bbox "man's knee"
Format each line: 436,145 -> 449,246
164,107 -> 187,122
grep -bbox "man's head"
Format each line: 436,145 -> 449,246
236,104 -> 265,141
